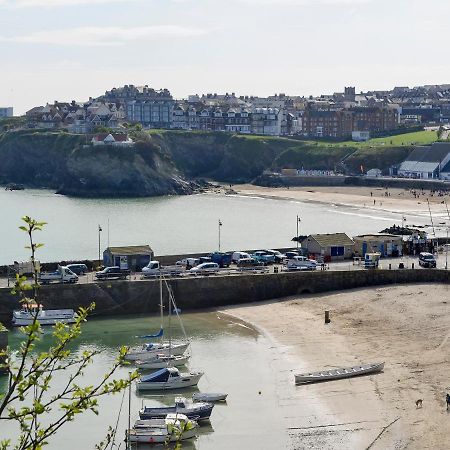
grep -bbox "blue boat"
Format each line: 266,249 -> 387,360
139,396 -> 214,422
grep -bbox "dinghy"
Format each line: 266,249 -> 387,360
126,413 -> 198,443
192,392 -> 228,402
295,362 -> 384,385
140,397 -> 214,422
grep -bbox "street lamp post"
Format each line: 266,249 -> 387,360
446,223 -> 449,270
218,219 -> 222,252
296,215 -> 301,250
98,224 -> 102,267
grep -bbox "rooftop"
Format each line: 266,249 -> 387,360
106,245 -> 153,255
307,233 -> 354,247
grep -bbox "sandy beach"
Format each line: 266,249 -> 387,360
233,184 -> 450,216
222,283 -> 450,449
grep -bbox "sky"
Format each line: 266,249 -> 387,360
0,0 -> 449,114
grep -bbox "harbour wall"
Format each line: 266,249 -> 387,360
0,269 -> 448,324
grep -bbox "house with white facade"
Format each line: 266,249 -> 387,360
92,133 -> 133,146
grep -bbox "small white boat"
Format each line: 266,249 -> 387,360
192,392 -> 228,402
136,367 -> 203,391
135,354 -> 190,370
12,305 -> 77,327
125,342 -> 189,361
295,362 -> 384,385
126,413 -> 198,443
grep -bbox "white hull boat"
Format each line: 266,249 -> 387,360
126,413 -> 198,443
192,392 -> 228,402
126,342 -> 189,361
12,308 -> 77,327
136,367 -> 203,391
135,354 -> 190,370
295,362 -> 385,385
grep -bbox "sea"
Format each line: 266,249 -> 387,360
0,188 -> 444,265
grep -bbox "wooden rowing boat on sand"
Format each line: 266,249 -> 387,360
295,362 -> 384,385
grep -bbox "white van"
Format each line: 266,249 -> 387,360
231,252 -> 251,263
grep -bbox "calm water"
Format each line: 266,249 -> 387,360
0,188 -> 444,265
0,312 -> 291,450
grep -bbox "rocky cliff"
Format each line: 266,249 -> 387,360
0,129 -> 414,197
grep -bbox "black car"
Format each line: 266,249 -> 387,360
418,252 -> 436,268
95,266 -> 130,280
66,264 -> 88,275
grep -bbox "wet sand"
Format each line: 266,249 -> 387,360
223,283 -> 450,449
233,184 -> 450,215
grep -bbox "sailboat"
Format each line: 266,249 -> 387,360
125,274 -> 190,361
135,354 -> 189,370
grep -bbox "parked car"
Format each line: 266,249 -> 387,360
39,266 -> 79,284
189,262 -> 220,274
66,263 -> 88,275
237,257 -> 264,267
95,266 -> 130,280
231,252 -> 251,263
175,258 -> 200,268
285,251 -> 300,260
419,252 -> 436,268
142,261 -> 184,278
209,252 -> 232,268
286,256 -> 317,271
263,249 -> 286,263
251,251 -> 275,265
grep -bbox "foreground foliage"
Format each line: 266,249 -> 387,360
0,216 -> 137,450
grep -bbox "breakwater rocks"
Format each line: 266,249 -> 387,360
0,269 -> 448,324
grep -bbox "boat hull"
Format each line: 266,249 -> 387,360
140,403 -> 213,421
136,373 -> 203,391
135,355 -> 189,370
295,362 -> 384,385
127,426 -> 197,443
192,392 -> 228,402
12,309 -> 77,327
126,343 -> 189,361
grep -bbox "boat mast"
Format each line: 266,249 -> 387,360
159,269 -> 164,342
127,371 -> 131,450
168,277 -> 172,351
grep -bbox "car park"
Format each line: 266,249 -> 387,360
95,266 -> 130,280
418,252 -> 437,268
66,263 -> 89,275
189,262 -> 220,274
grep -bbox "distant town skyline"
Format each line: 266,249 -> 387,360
1,0 -> 449,114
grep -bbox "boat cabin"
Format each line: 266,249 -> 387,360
141,367 -> 180,383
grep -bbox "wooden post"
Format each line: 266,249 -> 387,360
325,310 -> 331,324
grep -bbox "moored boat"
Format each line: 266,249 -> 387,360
135,354 -> 190,370
126,342 -> 189,361
192,392 -> 228,402
136,367 -> 203,391
295,362 -> 385,385
12,305 -> 77,327
140,396 -> 214,422
126,413 -> 198,443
